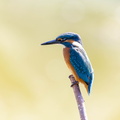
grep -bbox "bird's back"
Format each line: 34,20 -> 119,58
63,45 -> 94,94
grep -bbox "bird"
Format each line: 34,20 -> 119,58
41,32 -> 94,94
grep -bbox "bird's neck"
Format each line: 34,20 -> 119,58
62,41 -> 82,49
62,42 -> 73,48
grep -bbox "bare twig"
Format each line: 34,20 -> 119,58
69,75 -> 88,120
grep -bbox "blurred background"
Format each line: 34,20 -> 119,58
0,0 -> 120,120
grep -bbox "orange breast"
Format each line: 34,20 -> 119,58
63,47 -> 88,90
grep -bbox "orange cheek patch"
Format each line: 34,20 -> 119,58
65,39 -> 74,43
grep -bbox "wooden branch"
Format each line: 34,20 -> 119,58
69,75 -> 88,120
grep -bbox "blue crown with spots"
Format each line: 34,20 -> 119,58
56,32 -> 82,44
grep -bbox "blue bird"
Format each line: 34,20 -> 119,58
41,32 -> 94,94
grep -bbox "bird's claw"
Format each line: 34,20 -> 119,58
71,81 -> 79,87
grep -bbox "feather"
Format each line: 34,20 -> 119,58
69,46 -> 94,94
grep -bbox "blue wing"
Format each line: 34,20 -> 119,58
70,46 -> 94,93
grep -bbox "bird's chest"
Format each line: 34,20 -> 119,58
63,47 -> 70,63
63,47 -> 82,82
63,47 -> 79,63
63,47 -> 74,70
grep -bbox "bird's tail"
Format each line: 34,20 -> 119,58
88,73 -> 94,95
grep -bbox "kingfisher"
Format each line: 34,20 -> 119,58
41,32 -> 94,94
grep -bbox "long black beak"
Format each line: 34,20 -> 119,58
41,40 -> 60,45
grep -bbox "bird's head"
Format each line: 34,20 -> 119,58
41,32 -> 82,47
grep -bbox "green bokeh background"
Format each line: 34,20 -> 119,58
0,0 -> 120,120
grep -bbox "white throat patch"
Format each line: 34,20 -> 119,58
72,41 -> 82,47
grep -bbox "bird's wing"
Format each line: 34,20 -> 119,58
69,46 -> 94,85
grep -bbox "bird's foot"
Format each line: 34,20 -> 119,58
71,81 -> 79,87
68,75 -> 79,87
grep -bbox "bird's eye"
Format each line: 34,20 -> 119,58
57,38 -> 63,41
